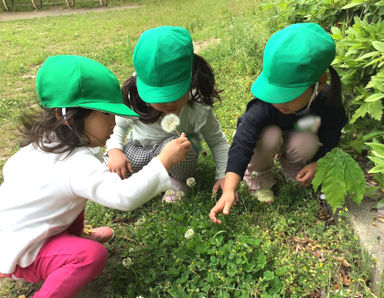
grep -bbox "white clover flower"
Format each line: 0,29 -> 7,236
186,177 -> 196,188
176,191 -> 185,199
122,257 -> 133,268
135,216 -> 146,226
251,171 -> 259,177
136,296 -> 144,298
320,194 -> 326,200
184,228 -> 194,239
161,113 -> 180,134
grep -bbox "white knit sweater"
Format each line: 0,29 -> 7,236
0,143 -> 171,274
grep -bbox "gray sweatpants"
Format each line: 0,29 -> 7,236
243,125 -> 321,190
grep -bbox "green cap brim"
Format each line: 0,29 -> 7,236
78,101 -> 139,117
136,74 -> 191,104
251,72 -> 309,104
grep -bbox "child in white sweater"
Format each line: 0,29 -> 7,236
0,55 -> 190,297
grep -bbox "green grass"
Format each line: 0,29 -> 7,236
0,0 -> 375,296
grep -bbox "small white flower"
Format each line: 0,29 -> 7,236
184,228 -> 194,239
161,113 -> 180,133
135,216 -> 146,226
251,171 -> 259,177
186,177 -> 196,188
320,194 -> 326,200
136,296 -> 144,298
176,191 -> 185,199
122,257 -> 133,268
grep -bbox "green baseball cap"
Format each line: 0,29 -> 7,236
37,55 -> 138,117
251,23 -> 336,104
133,26 -> 194,103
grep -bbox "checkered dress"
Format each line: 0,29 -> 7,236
109,135 -> 198,181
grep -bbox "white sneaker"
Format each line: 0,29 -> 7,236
162,177 -> 187,203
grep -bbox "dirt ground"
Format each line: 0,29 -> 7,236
0,4 -> 139,21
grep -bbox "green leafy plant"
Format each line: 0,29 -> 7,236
331,18 -> 384,124
312,148 -> 366,212
366,142 -> 384,174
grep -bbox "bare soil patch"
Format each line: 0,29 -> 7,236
0,4 -> 139,21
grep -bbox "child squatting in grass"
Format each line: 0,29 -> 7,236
210,23 -> 347,224
106,26 -> 229,202
0,55 -> 190,297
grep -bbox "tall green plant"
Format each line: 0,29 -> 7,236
331,18 -> 384,124
312,148 -> 366,212
366,142 -> 384,174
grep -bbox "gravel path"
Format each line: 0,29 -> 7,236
0,4 -> 139,21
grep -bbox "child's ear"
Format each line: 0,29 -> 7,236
317,72 -> 328,92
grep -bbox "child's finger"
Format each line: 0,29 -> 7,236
121,167 -> 128,179
127,161 -> 133,174
209,208 -> 222,224
223,200 -> 233,215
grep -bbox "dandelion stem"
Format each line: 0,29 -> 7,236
175,128 -> 181,137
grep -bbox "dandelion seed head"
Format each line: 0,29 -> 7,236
161,113 -> 180,133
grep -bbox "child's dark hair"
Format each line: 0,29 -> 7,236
122,54 -> 221,124
324,65 -> 343,110
19,107 -> 93,154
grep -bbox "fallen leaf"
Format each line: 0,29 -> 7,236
313,251 -> 323,258
333,283 -> 341,290
342,259 -> 351,268
293,236 -> 311,244
381,187 -> 384,193
371,221 -> 379,227
331,256 -> 344,262
377,217 -> 384,224
342,272 -> 351,286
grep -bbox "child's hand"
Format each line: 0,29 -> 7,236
107,148 -> 133,179
157,133 -> 191,171
212,178 -> 225,193
209,190 -> 237,224
296,162 -> 318,187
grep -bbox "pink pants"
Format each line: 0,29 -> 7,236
244,125 -> 321,190
3,210 -> 108,298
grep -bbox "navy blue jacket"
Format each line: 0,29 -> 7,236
226,86 -> 347,178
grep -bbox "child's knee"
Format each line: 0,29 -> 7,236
84,242 -> 108,275
258,125 -> 283,152
285,131 -> 320,161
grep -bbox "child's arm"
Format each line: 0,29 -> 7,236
157,133 -> 191,171
209,172 -> 241,224
199,108 -> 229,191
70,134 -> 191,211
106,116 -> 134,179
